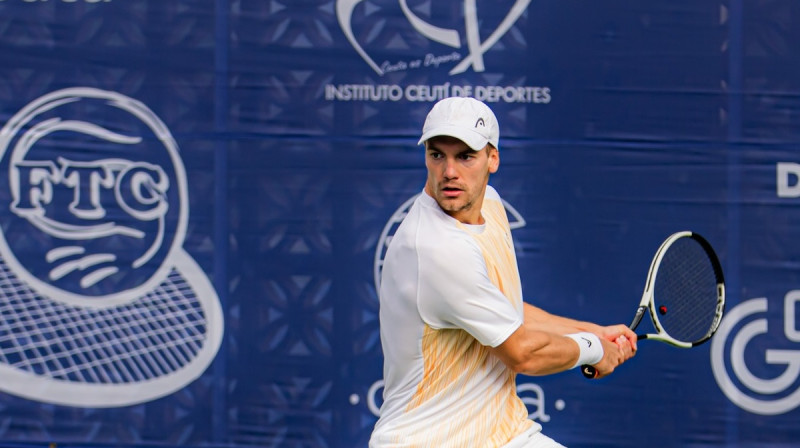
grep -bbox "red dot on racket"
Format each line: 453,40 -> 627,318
659,305 -> 668,315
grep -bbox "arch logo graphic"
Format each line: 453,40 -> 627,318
0,88 -> 223,407
711,293 -> 800,415
337,0 -> 532,76
373,192 -> 527,291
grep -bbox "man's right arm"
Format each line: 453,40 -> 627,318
489,321 -> 634,378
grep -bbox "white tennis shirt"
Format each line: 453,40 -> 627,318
370,186 -> 539,447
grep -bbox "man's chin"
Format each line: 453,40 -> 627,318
435,197 -> 468,213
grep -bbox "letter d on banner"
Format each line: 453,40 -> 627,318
777,162 -> 800,198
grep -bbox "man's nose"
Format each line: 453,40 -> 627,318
443,158 -> 458,179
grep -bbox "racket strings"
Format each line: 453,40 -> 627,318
653,238 -> 720,344
0,254 -> 209,384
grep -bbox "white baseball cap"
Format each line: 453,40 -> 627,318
418,97 -> 500,151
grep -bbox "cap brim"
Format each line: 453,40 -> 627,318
417,125 -> 489,151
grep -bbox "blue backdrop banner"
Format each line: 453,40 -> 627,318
0,1 -> 798,447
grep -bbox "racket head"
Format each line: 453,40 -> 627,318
641,231 -> 725,347
582,231 -> 725,379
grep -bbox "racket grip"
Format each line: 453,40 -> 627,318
581,364 -> 598,379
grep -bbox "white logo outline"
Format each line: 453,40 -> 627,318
0,88 -> 224,407
337,0 -> 532,76
711,294 -> 800,415
0,88 -> 186,308
374,192 -> 527,291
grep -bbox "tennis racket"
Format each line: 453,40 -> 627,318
582,231 -> 725,379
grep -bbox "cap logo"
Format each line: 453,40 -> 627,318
475,118 -> 485,128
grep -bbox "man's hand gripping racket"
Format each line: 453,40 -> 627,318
582,231 -> 726,379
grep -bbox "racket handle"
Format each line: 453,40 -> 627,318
581,364 -> 598,379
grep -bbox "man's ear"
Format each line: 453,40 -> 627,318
488,146 -> 500,174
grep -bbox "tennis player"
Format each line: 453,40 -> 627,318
369,97 -> 637,447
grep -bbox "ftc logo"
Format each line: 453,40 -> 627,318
13,158 -> 167,226
0,88 -> 182,305
0,88 -> 223,407
337,0 -> 532,76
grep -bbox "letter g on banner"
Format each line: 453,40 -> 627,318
711,294 -> 800,415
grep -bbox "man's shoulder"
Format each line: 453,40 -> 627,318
483,185 -> 505,211
485,184 -> 501,201
392,201 -> 477,254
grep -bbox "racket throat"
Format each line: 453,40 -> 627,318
629,306 -> 647,330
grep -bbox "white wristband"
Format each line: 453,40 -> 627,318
565,332 -> 603,369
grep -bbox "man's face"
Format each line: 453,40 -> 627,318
424,136 -> 499,225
